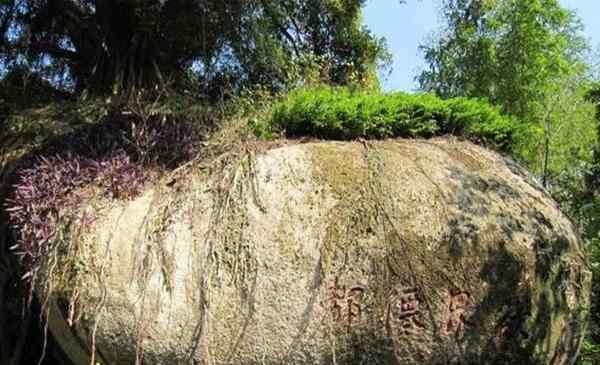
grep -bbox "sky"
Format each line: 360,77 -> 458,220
363,0 -> 600,92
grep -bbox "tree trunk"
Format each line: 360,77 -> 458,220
542,113 -> 551,188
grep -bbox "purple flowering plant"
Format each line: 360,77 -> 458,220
4,112 -> 199,280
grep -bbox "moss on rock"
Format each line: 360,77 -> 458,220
12,137 -> 585,365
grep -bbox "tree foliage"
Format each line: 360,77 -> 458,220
419,0 -> 587,122
0,0 -> 388,98
419,0 -> 597,179
573,82 -> 600,365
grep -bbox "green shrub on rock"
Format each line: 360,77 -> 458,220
259,87 -> 522,152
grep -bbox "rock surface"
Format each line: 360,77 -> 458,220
45,138 -> 590,365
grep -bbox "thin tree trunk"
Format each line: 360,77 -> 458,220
153,59 -> 165,89
542,113 -> 551,188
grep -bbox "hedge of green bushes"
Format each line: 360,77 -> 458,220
254,87 -> 522,152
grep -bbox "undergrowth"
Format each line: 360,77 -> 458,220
253,87 -> 523,152
0,93 -> 240,364
4,105 -> 201,287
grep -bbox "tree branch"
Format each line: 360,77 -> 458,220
0,0 -> 16,51
280,0 -> 304,44
259,0 -> 301,57
30,41 -> 78,60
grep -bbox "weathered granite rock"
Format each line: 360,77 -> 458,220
44,138 -> 590,365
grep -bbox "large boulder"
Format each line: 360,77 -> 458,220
43,138 -> 589,365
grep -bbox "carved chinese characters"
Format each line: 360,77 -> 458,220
494,305 -> 529,350
323,280 -> 482,342
385,287 -> 425,338
441,289 -> 473,339
324,277 -> 365,328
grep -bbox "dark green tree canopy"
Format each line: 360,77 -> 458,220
0,0 -> 388,97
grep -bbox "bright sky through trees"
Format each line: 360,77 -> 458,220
364,0 -> 600,91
